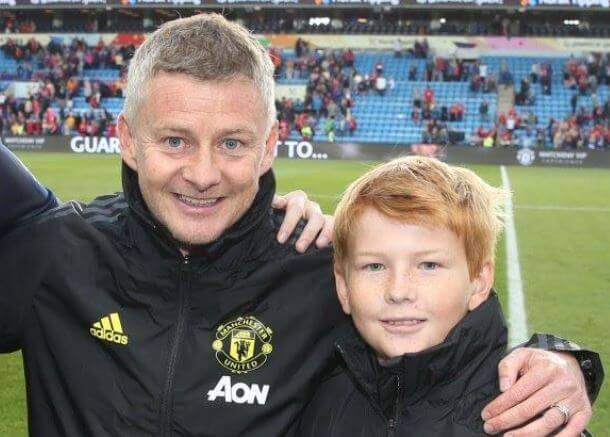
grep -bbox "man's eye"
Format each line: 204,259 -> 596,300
165,137 -> 184,148
420,262 -> 439,271
223,139 -> 242,150
365,263 -> 385,272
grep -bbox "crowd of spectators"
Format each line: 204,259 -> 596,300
2,32 -> 610,150
563,53 -> 610,96
472,105 -> 610,150
0,37 -> 133,137
275,39 -> 374,142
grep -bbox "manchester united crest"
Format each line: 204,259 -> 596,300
212,316 -> 273,374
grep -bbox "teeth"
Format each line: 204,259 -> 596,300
386,320 -> 423,326
178,195 -> 218,207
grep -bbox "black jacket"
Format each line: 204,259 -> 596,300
0,163 -> 346,437
0,142 -> 57,233
299,295 -> 524,436
0,146 -> 604,436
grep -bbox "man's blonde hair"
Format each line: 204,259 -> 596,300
123,13 -> 276,129
334,156 -> 508,279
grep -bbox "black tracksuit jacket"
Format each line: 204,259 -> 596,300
0,144 -> 604,436
298,295 -> 602,437
298,294 -> 508,436
0,163 -> 346,436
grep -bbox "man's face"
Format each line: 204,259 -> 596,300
119,72 -> 277,247
335,208 -> 492,361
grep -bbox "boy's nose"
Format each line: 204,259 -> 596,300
384,271 -> 417,304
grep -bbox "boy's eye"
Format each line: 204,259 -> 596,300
165,137 -> 184,148
365,263 -> 385,272
420,262 -> 439,271
222,139 -> 242,150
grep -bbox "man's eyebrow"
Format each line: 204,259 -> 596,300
216,128 -> 257,138
155,126 -> 193,136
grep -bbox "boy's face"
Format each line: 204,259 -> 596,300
335,207 -> 492,361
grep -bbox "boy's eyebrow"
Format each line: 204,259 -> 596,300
352,249 -> 447,257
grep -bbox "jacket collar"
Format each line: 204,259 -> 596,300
336,293 -> 507,412
121,161 -> 276,263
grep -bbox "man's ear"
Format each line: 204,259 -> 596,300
334,265 -> 352,315
260,120 -> 278,175
468,261 -> 494,311
118,113 -> 138,171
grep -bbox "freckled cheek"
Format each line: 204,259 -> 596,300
350,287 -> 383,322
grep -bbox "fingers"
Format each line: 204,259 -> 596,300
275,191 -> 306,244
272,194 -> 288,210
315,214 -> 334,249
483,370 -> 553,434
498,347 -> 530,393
295,205 -> 324,253
483,349 -> 592,436
555,411 -> 591,437
482,349 -> 537,420
274,190 -> 332,251
485,389 -> 567,436
499,406 -> 589,437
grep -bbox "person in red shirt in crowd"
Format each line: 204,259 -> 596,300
268,47 -> 282,75
347,113 -> 357,134
78,119 -> 88,136
498,112 -> 506,127
106,122 -> 117,138
455,101 -> 465,121
423,87 -> 434,108
42,108 -> 58,134
433,56 -> 446,81
295,111 -> 308,133
96,37 -> 105,52
343,49 -> 355,67
26,117 -> 41,135
474,125 -> 493,146
450,102 -> 465,121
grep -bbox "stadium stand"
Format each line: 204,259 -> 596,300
1,33 -> 609,150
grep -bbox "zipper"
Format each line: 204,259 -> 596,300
387,375 -> 400,437
159,255 -> 191,437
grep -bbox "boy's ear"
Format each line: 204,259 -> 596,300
334,265 -> 352,315
467,261 -> 494,311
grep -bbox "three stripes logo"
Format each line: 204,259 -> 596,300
90,312 -> 129,345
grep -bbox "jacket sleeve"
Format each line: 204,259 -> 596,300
0,142 -> 59,234
519,333 -> 604,404
0,226 -> 48,353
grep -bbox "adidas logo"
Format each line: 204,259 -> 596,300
90,312 -> 129,345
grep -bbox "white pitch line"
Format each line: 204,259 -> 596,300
501,166 -> 529,347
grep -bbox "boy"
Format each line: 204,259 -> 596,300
300,156 -> 532,435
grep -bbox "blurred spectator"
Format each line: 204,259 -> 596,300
479,99 -> 489,121
374,75 -> 387,96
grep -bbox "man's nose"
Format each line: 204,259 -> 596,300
181,146 -> 222,191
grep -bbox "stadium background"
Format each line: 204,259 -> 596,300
0,1 -> 609,435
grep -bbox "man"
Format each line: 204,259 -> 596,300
0,14 -> 602,437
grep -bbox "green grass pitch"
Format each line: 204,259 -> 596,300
1,153 -> 608,435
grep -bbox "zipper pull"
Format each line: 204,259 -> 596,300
183,255 -> 190,265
